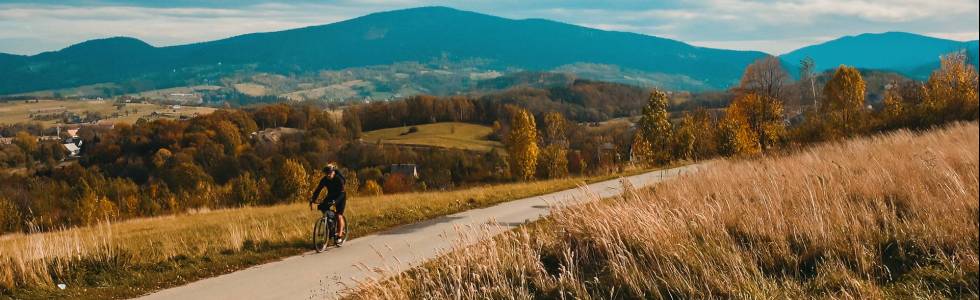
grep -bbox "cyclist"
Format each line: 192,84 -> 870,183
310,163 -> 346,243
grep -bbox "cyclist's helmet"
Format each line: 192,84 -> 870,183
323,163 -> 338,174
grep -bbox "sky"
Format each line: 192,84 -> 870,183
0,0 -> 977,56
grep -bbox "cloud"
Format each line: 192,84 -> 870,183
0,0 -> 976,55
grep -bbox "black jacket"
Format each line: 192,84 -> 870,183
311,172 -> 345,202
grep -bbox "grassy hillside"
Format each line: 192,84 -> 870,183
361,122 -> 503,152
353,122 -> 979,299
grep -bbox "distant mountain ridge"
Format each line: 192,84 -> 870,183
780,32 -> 978,79
1,7 -> 977,96
0,6 -> 765,95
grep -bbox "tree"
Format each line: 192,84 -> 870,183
271,159 -> 309,204
717,110 -> 760,157
637,90 -> 673,164
881,88 -> 905,125
229,172 -> 266,206
799,57 -> 818,109
822,65 -> 867,136
13,131 -> 37,154
630,131 -> 654,164
507,108 -> 539,181
672,114 -> 697,160
342,108 -> 362,140
926,51 -> 979,121
539,144 -> 569,179
542,111 -> 567,146
383,173 -> 414,194
727,92 -> 785,151
739,55 -> 791,100
360,180 -> 383,196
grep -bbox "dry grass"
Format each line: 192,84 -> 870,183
0,176 -> 595,298
361,122 -> 503,152
353,122 -> 979,299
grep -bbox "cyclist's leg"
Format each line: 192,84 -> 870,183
335,195 -> 347,237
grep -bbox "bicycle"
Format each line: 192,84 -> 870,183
312,204 -> 349,252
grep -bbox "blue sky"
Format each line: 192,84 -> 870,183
1,0 -> 977,55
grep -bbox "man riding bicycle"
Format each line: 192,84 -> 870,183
310,163 -> 346,243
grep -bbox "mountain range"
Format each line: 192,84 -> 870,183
0,6 -> 977,96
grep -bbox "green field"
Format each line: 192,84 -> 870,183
361,122 -> 503,152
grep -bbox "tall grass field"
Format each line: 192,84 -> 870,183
353,122 -> 979,299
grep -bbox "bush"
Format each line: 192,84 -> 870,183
360,180 -> 383,196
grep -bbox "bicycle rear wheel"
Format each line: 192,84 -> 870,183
312,218 -> 328,252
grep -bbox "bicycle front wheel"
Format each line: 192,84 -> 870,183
313,218 -> 329,252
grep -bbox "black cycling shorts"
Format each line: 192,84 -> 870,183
318,193 -> 346,215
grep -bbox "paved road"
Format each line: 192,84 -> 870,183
138,164 -> 702,300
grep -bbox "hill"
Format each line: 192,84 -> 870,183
354,122 -> 980,298
781,32 -> 978,79
361,122 -> 502,152
0,6 -> 765,95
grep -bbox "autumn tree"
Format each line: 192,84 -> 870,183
925,51 -> 979,121
229,172 -> 267,206
880,88 -> 905,126
739,55 -> 791,100
637,90 -> 673,164
822,65 -> 867,137
342,108 -> 362,140
360,180 -> 383,196
539,144 -> 569,179
270,159 -> 309,204
717,111 -> 759,157
542,111 -> 568,146
630,131 -> 654,165
727,92 -> 785,151
507,108 -> 539,181
672,114 -> 697,160
13,131 -> 37,154
540,111 -> 569,178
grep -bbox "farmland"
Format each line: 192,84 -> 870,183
0,99 -> 215,126
361,122 -> 503,152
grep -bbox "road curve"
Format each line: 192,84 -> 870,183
138,164 -> 702,300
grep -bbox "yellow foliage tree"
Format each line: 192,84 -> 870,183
672,113 -> 697,160
822,65 -> 867,136
271,159 -> 309,203
926,51 -> 979,120
540,144 -> 569,179
507,108 -> 539,181
637,90 -> 673,164
728,92 -> 785,151
360,180 -> 383,196
630,130 -> 654,164
881,88 -> 905,124
717,110 -> 760,157
542,111 -> 568,146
